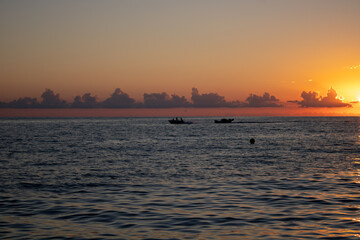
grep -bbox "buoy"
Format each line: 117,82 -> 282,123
250,138 -> 255,144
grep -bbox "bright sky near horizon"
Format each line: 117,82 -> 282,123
0,0 -> 360,104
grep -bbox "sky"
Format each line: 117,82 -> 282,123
0,0 -> 360,111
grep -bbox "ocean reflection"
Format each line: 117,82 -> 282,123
0,117 -> 360,239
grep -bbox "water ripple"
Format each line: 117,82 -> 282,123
0,117 -> 359,239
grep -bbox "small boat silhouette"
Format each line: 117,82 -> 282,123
169,117 -> 192,124
214,118 -> 234,123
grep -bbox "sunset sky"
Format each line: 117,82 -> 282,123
1,0 -> 360,107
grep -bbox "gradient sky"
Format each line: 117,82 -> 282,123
1,0 -> 359,104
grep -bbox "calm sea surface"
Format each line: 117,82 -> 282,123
0,117 -> 359,239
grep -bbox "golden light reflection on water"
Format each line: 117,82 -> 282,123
355,118 -> 360,186
352,121 -> 360,237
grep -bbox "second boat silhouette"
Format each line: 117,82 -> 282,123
214,118 -> 234,123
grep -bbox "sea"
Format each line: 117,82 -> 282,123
0,117 -> 359,239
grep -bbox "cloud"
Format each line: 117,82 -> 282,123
296,88 -> 352,108
191,88 -> 232,107
241,92 -> 282,107
72,93 -> 98,108
40,89 -> 68,108
101,88 -> 136,108
143,92 -> 190,108
6,97 -> 39,108
345,64 -> 360,70
4,87 -> 352,109
189,89 -> 282,108
0,89 -> 68,108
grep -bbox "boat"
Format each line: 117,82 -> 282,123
168,117 -> 192,124
214,118 -> 234,123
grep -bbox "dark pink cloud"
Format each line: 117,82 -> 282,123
241,92 -> 282,107
40,89 -> 68,108
72,93 -> 97,108
191,88 -> 232,107
101,88 -> 136,108
143,92 -> 190,108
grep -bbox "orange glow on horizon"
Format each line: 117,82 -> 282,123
1,106 -> 360,118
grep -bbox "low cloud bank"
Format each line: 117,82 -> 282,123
102,88 -> 136,108
2,89 -> 68,108
0,87 -> 288,109
241,92 -> 282,107
292,88 -> 351,108
6,97 -> 39,108
41,89 -> 68,108
143,92 -> 190,108
191,88 -> 232,107
72,93 -> 97,108
190,88 -> 282,107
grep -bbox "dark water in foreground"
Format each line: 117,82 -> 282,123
0,117 -> 359,239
